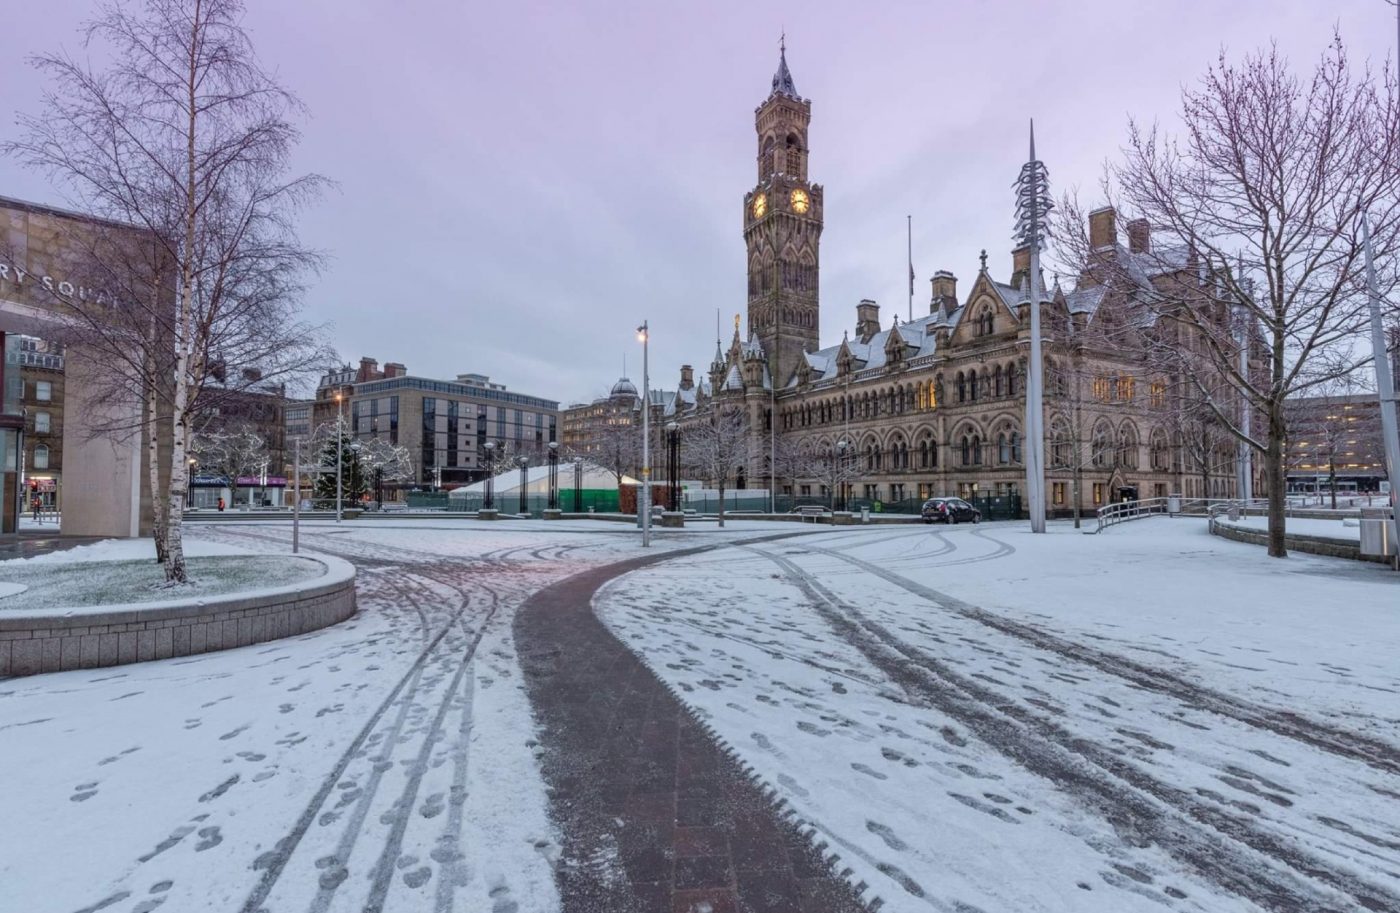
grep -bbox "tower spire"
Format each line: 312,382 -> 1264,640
771,34 -> 798,98
1029,117 -> 1036,162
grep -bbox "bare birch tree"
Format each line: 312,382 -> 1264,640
4,0 -> 327,582
1100,36 -> 1400,556
682,406 -> 749,527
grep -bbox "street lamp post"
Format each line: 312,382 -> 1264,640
573,458 -> 583,512
484,441 -> 495,510
637,321 -> 651,547
518,456 -> 529,516
665,421 -> 679,512
836,440 -> 848,512
335,391 -> 345,523
348,441 -> 362,512
548,441 -> 559,510
186,458 -> 197,508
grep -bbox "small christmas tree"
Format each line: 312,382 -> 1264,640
313,429 -> 368,506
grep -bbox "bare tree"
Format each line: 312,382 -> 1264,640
1102,36 -> 1400,556
793,438 -> 860,512
579,419 -> 642,490
190,425 -> 266,505
4,0 -> 327,582
356,437 -> 414,508
682,407 -> 750,527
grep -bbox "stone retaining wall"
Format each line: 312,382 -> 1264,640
1209,519 -> 1387,564
0,558 -> 356,677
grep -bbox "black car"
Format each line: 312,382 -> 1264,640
921,497 -> 981,524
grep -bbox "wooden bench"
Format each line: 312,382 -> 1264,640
797,506 -> 827,523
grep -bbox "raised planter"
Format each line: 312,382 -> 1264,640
478,509 -> 500,521
659,511 -> 685,528
0,555 -> 357,677
1209,518 -> 1387,564
542,509 -> 563,521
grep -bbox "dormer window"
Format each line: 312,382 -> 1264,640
977,307 -> 994,337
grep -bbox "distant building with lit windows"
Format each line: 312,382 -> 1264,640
314,357 -> 559,490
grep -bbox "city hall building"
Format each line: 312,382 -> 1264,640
653,47 -> 1251,516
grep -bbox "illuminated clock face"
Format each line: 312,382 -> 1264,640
752,193 -> 767,219
790,189 -> 810,214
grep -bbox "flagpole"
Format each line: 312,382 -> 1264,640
907,215 -> 914,322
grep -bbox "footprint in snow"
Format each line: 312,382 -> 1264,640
865,820 -> 909,851
195,826 -> 222,851
850,763 -> 888,781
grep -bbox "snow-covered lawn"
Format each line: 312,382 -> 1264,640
0,555 -> 324,610
598,517 -> 1400,912
2,516 -> 1396,913
1225,513 -> 1362,541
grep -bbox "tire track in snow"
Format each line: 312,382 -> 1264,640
237,547 -> 523,913
802,539 -> 1400,777
750,544 -> 1400,913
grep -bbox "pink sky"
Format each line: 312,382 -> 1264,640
2,0 -> 1395,403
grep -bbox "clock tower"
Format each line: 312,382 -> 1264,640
744,40 -> 823,389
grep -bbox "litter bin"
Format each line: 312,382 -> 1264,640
1167,494 -> 1181,514
1360,508 -> 1397,558
860,506 -> 871,524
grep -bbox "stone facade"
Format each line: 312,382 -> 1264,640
654,50 -> 1254,517
0,194 -> 169,537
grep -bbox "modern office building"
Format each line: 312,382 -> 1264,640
313,358 -> 559,490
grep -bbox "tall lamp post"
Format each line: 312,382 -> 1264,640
573,458 -> 583,512
186,457 -> 197,508
518,455 -> 530,516
335,390 -> 345,522
484,441 -> 495,510
836,440 -> 848,512
665,421 -> 679,512
637,321 -> 651,547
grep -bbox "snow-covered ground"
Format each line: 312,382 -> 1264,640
598,517 -> 1400,912
2,516 -> 1397,913
0,518 -> 809,913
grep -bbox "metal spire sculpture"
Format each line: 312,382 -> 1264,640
1013,119 -> 1052,533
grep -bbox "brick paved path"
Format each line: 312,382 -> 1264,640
516,547 -> 872,913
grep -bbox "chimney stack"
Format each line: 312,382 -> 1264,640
1011,245 -> 1031,286
855,299 -> 880,342
383,362 -> 407,378
1127,218 -> 1150,254
1088,207 -> 1117,250
680,364 -> 694,390
357,357 -> 380,382
929,271 -> 957,313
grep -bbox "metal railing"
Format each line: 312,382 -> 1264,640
1091,496 -> 1171,533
